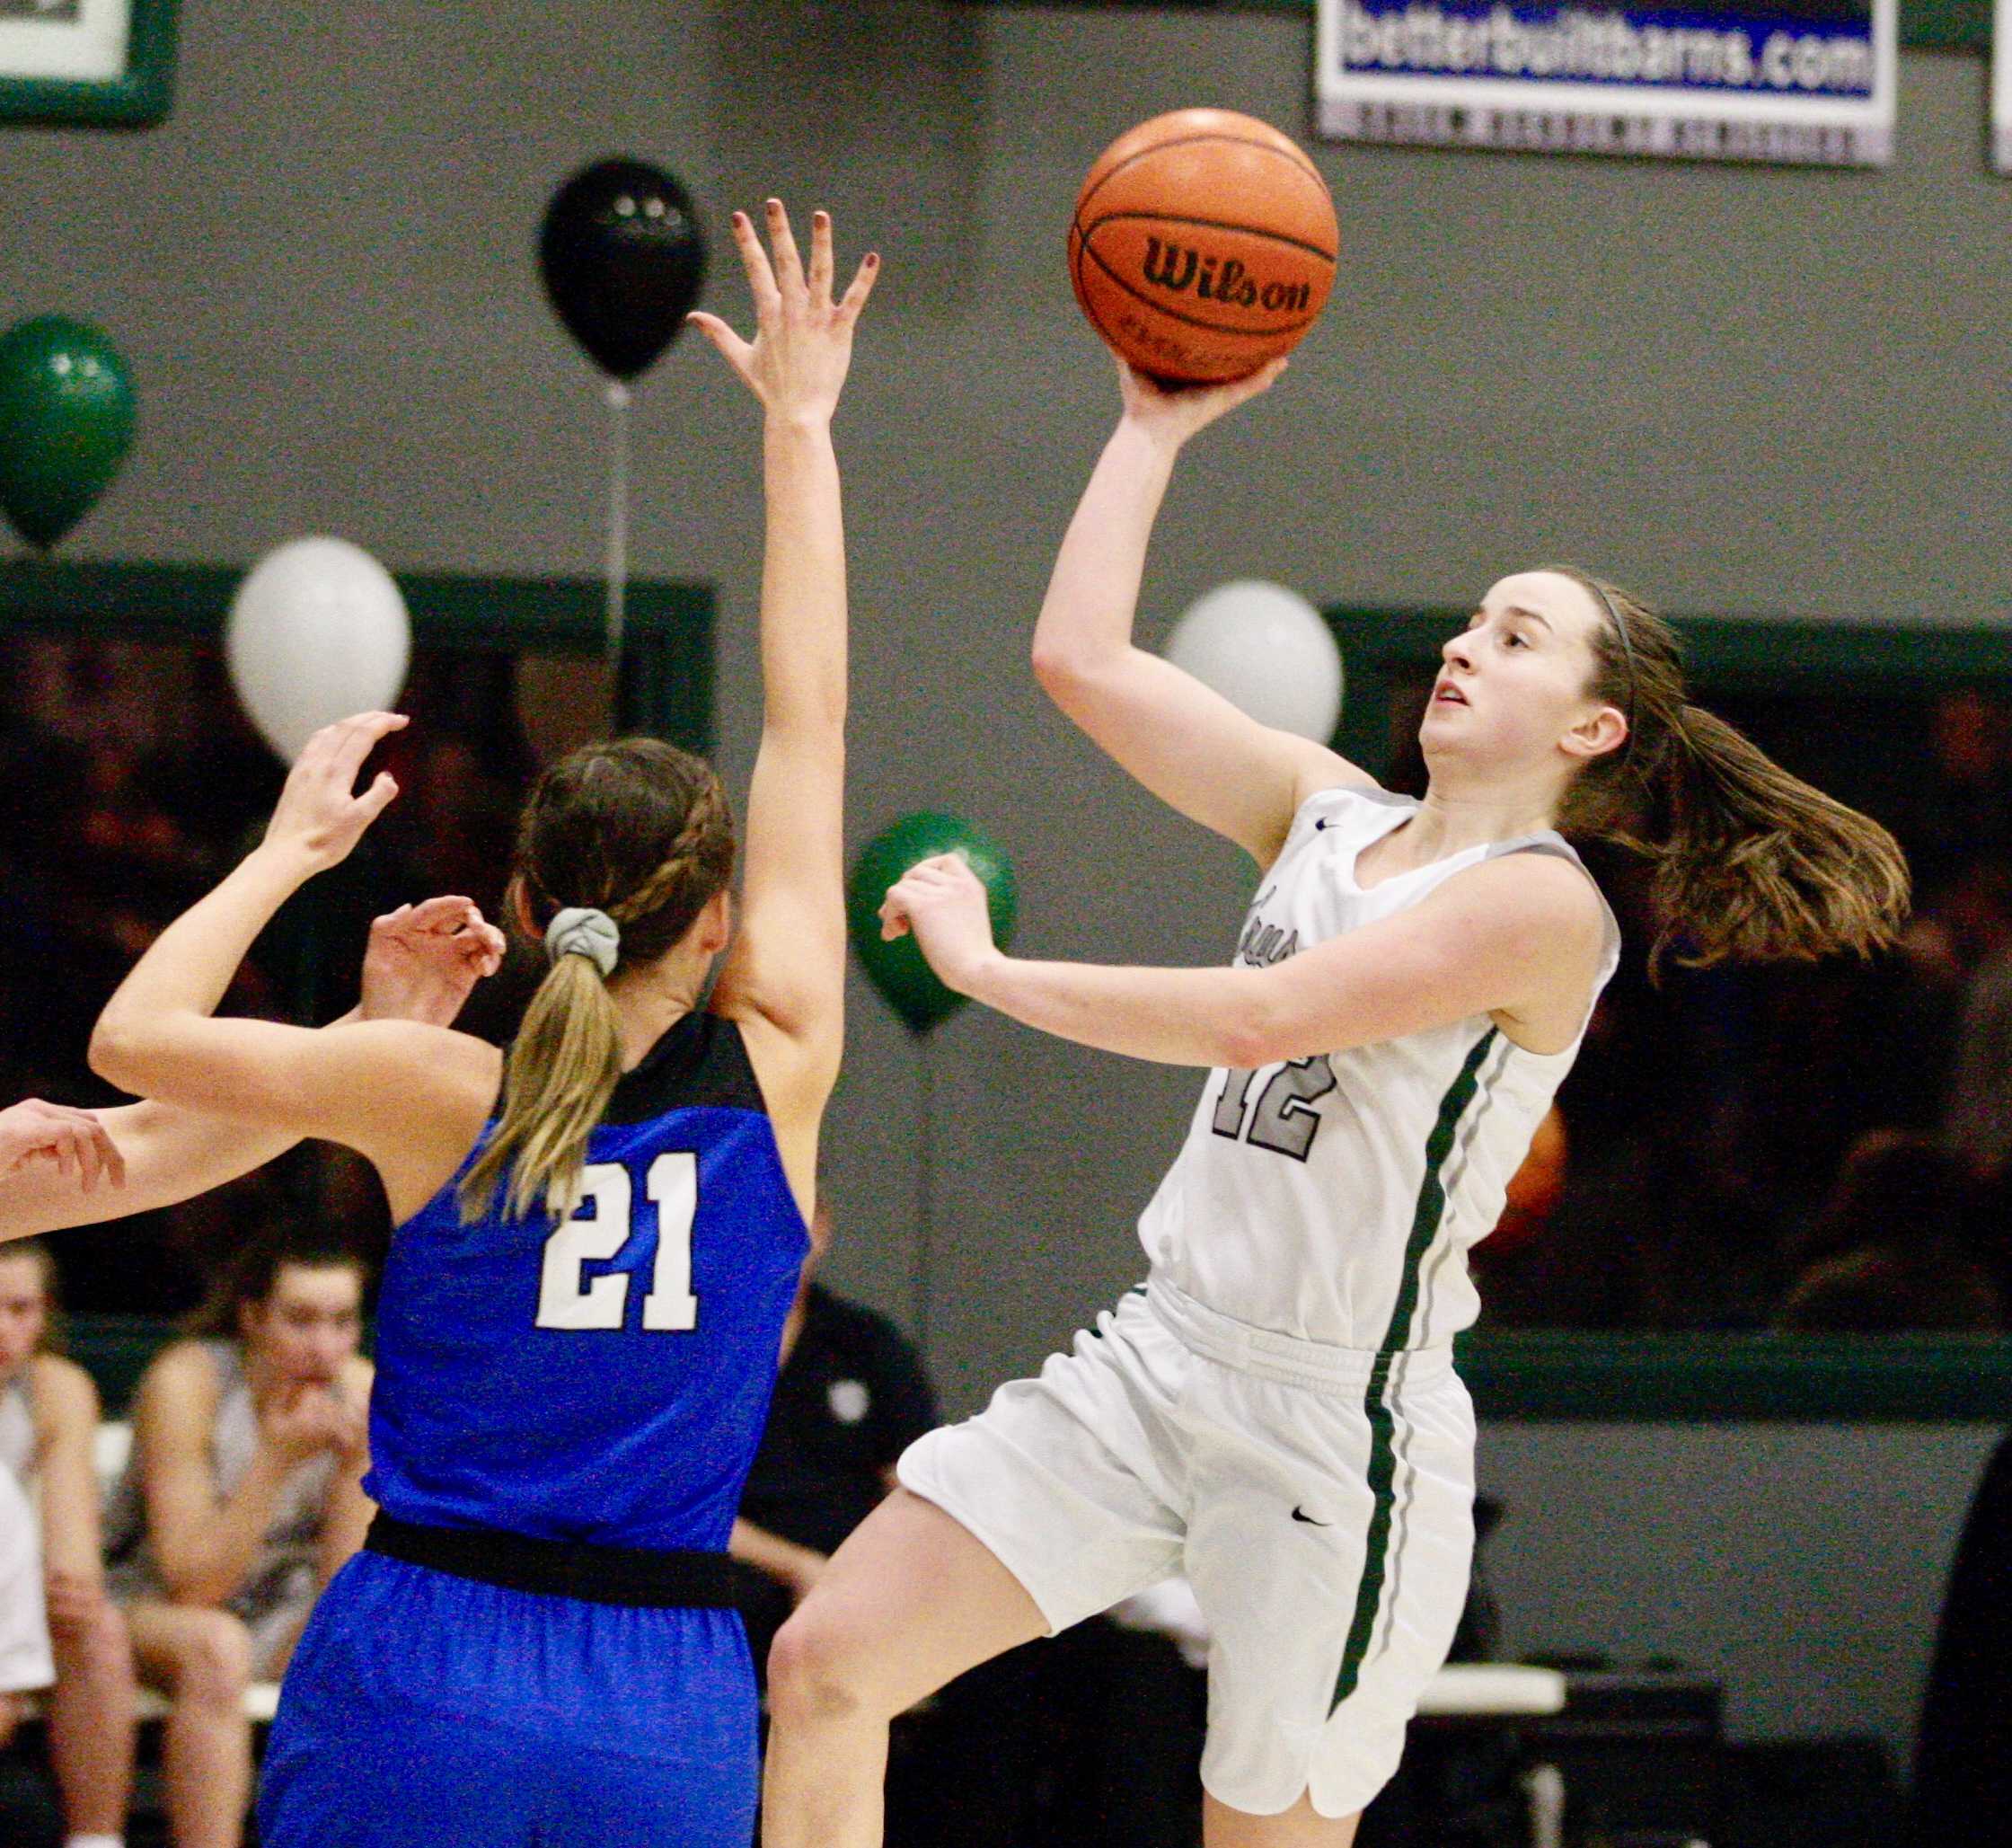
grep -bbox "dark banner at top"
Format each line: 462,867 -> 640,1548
1316,0 -> 1895,166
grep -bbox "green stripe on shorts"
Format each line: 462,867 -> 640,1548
1329,1028 -> 1496,1715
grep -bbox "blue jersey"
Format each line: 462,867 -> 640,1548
362,1010 -> 809,1553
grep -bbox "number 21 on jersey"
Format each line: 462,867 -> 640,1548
536,1154 -> 700,1332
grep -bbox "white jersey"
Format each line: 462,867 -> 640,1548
1136,783 -> 1619,1351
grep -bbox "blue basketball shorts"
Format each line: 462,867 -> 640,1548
259,1550 -> 759,1848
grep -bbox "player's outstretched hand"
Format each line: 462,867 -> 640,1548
1116,351 -> 1288,453
686,200 -> 878,424
878,853 -> 999,994
261,712 -> 408,875
0,1099 -> 125,1196
358,896 -> 507,1029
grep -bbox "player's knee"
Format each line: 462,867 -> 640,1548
174,1610 -> 253,1711
766,1608 -> 879,1729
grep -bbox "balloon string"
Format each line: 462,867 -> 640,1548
605,379 -> 631,666
914,1032 -> 936,1362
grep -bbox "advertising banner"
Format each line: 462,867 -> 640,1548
1316,0 -> 1897,166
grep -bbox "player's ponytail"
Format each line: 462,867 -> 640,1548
459,741 -> 737,1224
1552,569 -> 1910,977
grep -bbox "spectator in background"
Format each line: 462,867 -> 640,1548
0,1461 -> 53,1764
0,1241 -> 137,1848
1775,1131 -> 2003,1333
1898,691 -> 2012,897
102,1239 -> 374,1848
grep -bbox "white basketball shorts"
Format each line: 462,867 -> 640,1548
0,1465 -> 53,1695
897,1279 -> 1476,1818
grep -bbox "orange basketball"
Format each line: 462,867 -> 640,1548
1068,109 -> 1338,386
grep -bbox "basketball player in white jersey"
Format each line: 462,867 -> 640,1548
759,357 -> 1908,1848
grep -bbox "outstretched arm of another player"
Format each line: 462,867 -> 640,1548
1029,358 -> 1370,868
694,202 -> 878,1100
2,896 -> 502,1242
880,851 -> 1604,1065
88,717 -> 501,1204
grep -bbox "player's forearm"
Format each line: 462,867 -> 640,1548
960,953 -> 1263,1067
90,843 -> 314,1100
0,1101 -> 299,1238
1031,419 -> 1178,681
758,415 -> 848,738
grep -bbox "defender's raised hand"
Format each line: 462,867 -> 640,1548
686,201 -> 878,422
261,712 -> 408,874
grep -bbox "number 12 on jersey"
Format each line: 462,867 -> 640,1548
1212,1057 -> 1337,1163
536,1154 -> 700,1332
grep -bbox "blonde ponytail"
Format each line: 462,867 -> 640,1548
457,738 -> 738,1225
459,951 -> 624,1222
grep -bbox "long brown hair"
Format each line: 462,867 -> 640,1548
459,738 -> 737,1223
1550,568 -> 1911,975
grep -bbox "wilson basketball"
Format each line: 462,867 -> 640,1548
1068,109 -> 1338,385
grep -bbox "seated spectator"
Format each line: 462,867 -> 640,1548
0,1460 -> 51,1748
0,1240 -> 136,1848
102,1237 -> 374,1848
1775,1131 -> 2004,1333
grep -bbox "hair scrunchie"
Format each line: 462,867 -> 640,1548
544,906 -> 620,977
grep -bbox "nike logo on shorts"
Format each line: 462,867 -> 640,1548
1292,1506 -> 1329,1526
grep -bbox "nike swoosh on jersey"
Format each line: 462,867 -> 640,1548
1292,1506 -> 1330,1525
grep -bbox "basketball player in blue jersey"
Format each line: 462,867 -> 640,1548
86,200 -> 876,1848
756,356 -> 1910,1848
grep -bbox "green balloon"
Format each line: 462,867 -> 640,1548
848,811 -> 1019,1033
0,316 -> 137,551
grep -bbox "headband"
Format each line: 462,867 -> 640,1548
1582,577 -> 1638,751
544,906 -> 620,977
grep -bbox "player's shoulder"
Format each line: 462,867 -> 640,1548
26,1352 -> 99,1426
136,1338 -> 224,1408
1440,848 -> 1610,952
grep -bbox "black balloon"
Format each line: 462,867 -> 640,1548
540,158 -> 707,380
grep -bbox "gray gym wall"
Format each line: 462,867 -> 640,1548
5,4 -> 2008,1766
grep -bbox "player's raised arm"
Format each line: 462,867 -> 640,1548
2,897 -> 502,1242
1031,359 -> 1372,869
694,202 -> 877,1101
87,716 -> 502,1220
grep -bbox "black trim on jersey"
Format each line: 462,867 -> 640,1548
602,1009 -> 768,1125
366,1510 -> 742,1609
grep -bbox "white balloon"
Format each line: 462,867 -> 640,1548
226,537 -> 411,763
1164,579 -> 1343,742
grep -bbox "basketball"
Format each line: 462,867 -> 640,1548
1067,109 -> 1338,386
